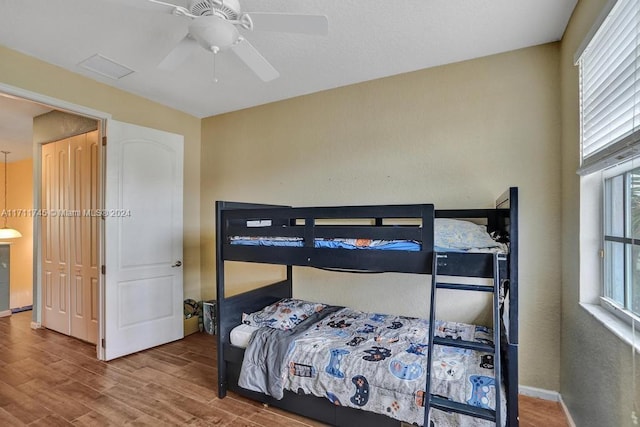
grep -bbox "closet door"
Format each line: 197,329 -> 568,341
69,131 -> 99,344
41,132 -> 99,344
41,140 -> 70,335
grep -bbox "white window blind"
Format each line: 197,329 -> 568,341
578,0 -> 640,175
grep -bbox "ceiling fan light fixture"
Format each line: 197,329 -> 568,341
190,15 -> 239,51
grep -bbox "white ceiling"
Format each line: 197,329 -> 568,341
0,0 -> 577,120
0,0 -> 577,159
0,95 -> 51,161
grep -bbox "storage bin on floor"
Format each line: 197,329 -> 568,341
203,300 -> 217,335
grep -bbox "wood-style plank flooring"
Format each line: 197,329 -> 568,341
0,311 -> 569,426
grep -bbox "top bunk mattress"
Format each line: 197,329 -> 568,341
229,237 -> 422,251
230,218 -> 508,254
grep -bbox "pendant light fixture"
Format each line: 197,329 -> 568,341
0,151 -> 21,239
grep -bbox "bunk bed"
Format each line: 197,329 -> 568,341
215,188 -> 518,426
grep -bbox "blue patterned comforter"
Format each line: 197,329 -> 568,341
239,306 -> 505,426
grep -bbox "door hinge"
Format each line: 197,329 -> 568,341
101,265 -> 106,275
102,136 -> 107,146
599,249 -> 605,259
101,338 -> 105,348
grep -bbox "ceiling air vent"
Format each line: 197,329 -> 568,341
78,54 -> 134,80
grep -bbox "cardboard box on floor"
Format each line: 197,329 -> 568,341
184,316 -> 199,336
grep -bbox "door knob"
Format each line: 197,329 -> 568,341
171,261 -> 182,268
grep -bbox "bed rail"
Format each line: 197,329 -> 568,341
218,202 -> 435,274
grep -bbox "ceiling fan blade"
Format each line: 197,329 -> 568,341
247,13 -> 328,36
230,38 -> 280,82
158,35 -> 199,70
147,0 -> 192,15
104,0 -> 190,13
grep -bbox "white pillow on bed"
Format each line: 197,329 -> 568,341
242,298 -> 326,331
435,218 -> 501,250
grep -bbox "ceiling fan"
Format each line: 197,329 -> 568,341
146,0 -> 328,82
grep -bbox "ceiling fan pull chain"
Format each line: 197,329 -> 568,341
212,46 -> 219,83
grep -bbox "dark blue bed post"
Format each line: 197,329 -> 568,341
216,201 -> 295,399
496,187 -> 519,426
507,187 -> 519,426
216,201 -> 227,398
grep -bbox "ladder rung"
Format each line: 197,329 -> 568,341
430,395 -> 496,421
433,336 -> 494,353
435,282 -> 494,292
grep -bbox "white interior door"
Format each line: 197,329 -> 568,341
104,120 -> 183,360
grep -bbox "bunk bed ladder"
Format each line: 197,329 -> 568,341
424,252 -> 505,426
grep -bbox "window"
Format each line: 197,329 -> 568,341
603,164 -> 640,317
577,0 -> 640,324
577,0 -> 640,174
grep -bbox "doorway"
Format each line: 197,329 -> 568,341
0,92 -> 104,348
0,82 -> 185,361
0,95 -> 49,317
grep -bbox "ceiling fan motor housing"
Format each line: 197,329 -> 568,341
189,0 -> 241,20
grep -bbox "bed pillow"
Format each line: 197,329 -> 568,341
242,298 -> 327,330
434,218 -> 501,250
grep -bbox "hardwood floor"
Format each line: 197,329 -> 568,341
0,311 -> 569,426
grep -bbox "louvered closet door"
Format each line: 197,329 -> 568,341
41,140 -> 70,335
69,131 -> 99,344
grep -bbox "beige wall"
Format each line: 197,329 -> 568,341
5,159 -> 34,309
560,1 -> 640,425
201,44 -> 563,391
0,45 -> 202,309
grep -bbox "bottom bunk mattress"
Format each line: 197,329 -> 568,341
237,302 -> 505,426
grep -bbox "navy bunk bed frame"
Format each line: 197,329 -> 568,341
215,187 -> 518,426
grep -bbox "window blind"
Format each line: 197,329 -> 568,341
578,0 -> 640,175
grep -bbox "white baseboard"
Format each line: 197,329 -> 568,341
559,395 -> 577,427
30,321 -> 41,329
0,309 -> 11,318
519,385 -> 576,427
518,385 -> 560,401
